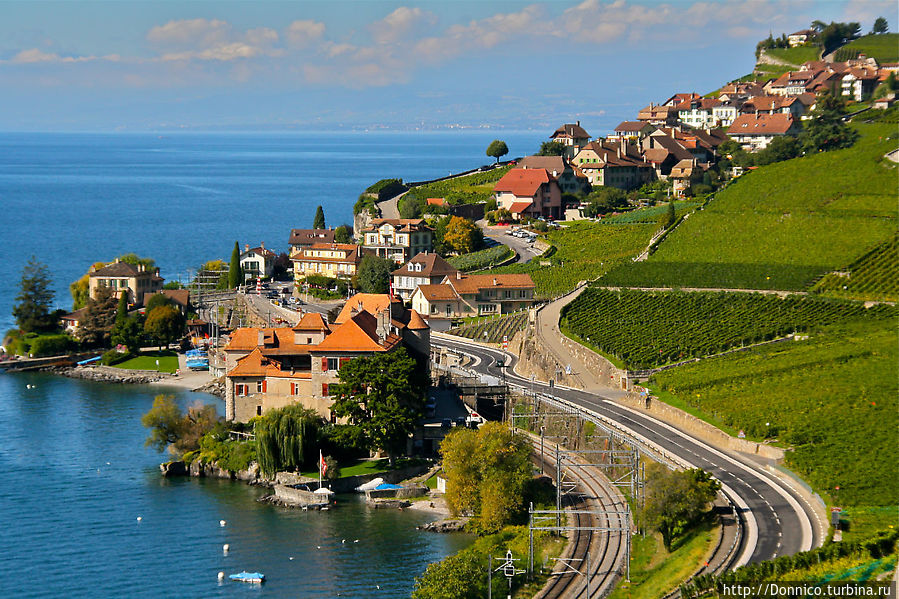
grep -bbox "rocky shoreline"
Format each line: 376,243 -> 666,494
54,365 -> 170,385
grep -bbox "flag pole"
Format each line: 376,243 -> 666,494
319,449 -> 323,490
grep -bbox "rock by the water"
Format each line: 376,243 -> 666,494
55,365 -> 167,385
367,498 -> 412,509
419,519 -> 468,533
160,461 -> 188,477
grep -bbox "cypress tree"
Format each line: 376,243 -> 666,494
228,241 -> 242,288
114,290 -> 129,326
313,205 -> 326,230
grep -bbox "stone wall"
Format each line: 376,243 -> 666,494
273,484 -> 330,507
365,484 -> 428,500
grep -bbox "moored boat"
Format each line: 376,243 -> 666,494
229,571 -> 265,583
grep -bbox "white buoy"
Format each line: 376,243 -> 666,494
354,539 -> 359,543
289,556 -> 294,561
106,462 -> 111,465
316,545 -> 321,549
341,539 -> 346,544
219,520 -> 226,527
217,572 -> 225,581
136,516 -> 142,522
223,543 -> 230,553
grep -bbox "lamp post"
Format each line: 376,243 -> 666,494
540,425 -> 546,475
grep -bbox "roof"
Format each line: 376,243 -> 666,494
392,252 -> 459,278
614,121 -> 651,132
363,218 -> 432,233
334,293 -> 400,324
426,198 -> 446,206
637,104 -> 678,121
790,29 -> 816,36
663,93 -> 700,106
415,284 -> 462,301
315,311 -> 388,353
551,122 -> 590,139
224,327 -> 313,355
293,312 -> 330,332
642,148 -> 671,164
160,289 -> 190,307
228,347 -> 313,379
670,159 -> 696,178
90,261 -> 141,277
508,201 -> 535,214
288,228 -> 336,246
517,155 -> 567,174
241,246 -> 276,259
675,98 -> 722,111
727,113 -> 796,136
494,168 -> 551,197
62,307 -> 88,321
447,273 -> 535,294
406,309 -> 429,330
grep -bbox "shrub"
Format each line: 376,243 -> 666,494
100,348 -> 133,365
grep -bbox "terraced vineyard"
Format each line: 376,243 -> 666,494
812,235 -> 899,302
406,165 -> 513,205
561,288 -> 896,370
599,201 -> 697,224
448,311 -> 528,344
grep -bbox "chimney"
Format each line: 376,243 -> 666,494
493,277 -> 497,286
258,330 -> 265,346
576,120 -> 580,127
114,257 -> 120,264
552,170 -> 558,177
155,268 -> 160,277
244,244 -> 249,252
456,271 -> 462,280
260,242 -> 265,250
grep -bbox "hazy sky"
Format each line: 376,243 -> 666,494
1,0 -> 893,132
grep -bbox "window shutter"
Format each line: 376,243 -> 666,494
339,357 -> 351,367
261,380 -> 267,393
321,383 -> 329,396
321,357 -> 329,371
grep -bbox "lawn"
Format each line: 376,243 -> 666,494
113,350 -> 179,373
762,45 -> 822,66
650,318 -> 899,508
601,123 -> 898,291
608,516 -> 716,599
299,457 -> 425,479
487,221 -> 656,299
837,33 -> 899,63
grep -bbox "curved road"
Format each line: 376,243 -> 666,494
434,333 -> 824,566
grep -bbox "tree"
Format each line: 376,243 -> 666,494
271,252 -> 292,281
756,135 -> 802,165
486,139 -> 509,163
145,292 -> 172,314
440,422 -> 533,533
115,253 -> 155,269
800,91 -> 859,153
537,140 -> 566,156
334,224 -> 353,244
144,304 -> 184,349
13,256 -> 57,333
640,464 -> 720,550
659,200 -> 677,229
79,286 -> 118,346
871,17 -> 888,34
583,186 -> 628,217
313,205 -> 326,230
111,315 -> 144,354
255,404 -> 322,475
442,216 -> 484,255
228,241 -> 243,288
141,395 -> 220,456
329,348 -> 428,465
356,255 -> 394,294
398,195 -> 424,219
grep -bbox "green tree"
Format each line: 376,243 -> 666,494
442,216 -> 484,255
228,241 -> 243,288
144,304 -> 184,349
583,186 -> 628,217
659,200 -> 677,229
115,253 -> 155,269
640,464 -> 720,550
141,395 -> 220,456
329,348 -> 428,465
255,404 -> 322,475
537,140 -> 566,156
486,139 -> 509,163
440,422 -> 532,533
313,205 -> 326,230
114,291 -> 129,325
800,91 -> 859,153
871,17 -> 888,34
334,224 -> 353,244
111,315 -> 144,354
398,195 -> 424,219
13,256 -> 57,333
356,255 -> 394,294
756,135 -> 802,165
145,293 -> 173,314
79,286 -> 118,346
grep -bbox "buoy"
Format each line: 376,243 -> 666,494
219,520 -> 226,527
289,556 -> 294,561
217,572 -> 225,581
136,516 -> 142,522
223,544 -> 230,553
341,539 -> 346,544
354,539 -> 359,543
316,546 -> 321,549
106,462 -> 110,465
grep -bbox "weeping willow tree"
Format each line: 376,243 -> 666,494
254,404 -> 322,475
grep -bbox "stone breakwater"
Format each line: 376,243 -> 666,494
55,365 -> 170,385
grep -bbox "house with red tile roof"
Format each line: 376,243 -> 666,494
550,121 -> 591,160
516,155 -> 590,195
288,228 -> 336,255
88,259 -> 164,307
841,67 -> 880,101
610,121 -> 656,143
727,113 -> 800,151
676,97 -> 722,129
291,242 -> 361,281
493,167 -> 563,220
391,252 -> 459,301
410,272 -> 535,330
572,140 -> 653,190
637,103 -> 679,126
223,296 -> 429,422
240,243 -> 277,281
361,218 -> 434,263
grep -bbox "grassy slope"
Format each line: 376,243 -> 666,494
651,318 -> 898,507
407,165 -> 513,204
839,33 -> 899,62
763,45 -> 822,66
488,221 -> 656,299
114,351 -> 179,373
600,123 -> 898,290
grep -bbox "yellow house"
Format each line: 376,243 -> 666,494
88,259 -> 164,307
290,243 -> 361,280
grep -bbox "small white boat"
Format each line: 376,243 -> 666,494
229,571 -> 265,583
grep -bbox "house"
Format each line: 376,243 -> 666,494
641,131 -> 695,178
223,299 -> 430,422
637,103 -> 679,126
240,244 -> 277,281
841,67 -> 880,101
391,252 -> 459,301
493,167 -> 563,220
288,228 -> 337,254
572,141 -> 653,190
60,307 -> 88,336
516,155 -> 590,195
88,259 -> 164,307
610,121 -> 656,143
741,95 -> 810,119
550,121 -> 591,160
727,113 -> 800,151
411,272 -> 535,330
291,243 -> 361,281
669,159 -> 701,196
361,219 -> 434,263
767,70 -> 822,96
710,102 -> 740,128
143,289 -> 192,314
788,29 -> 816,46
662,93 -> 701,107
677,98 -> 722,129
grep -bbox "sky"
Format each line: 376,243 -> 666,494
0,0 -> 894,132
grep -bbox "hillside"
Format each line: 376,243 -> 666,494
834,33 -> 899,62
600,123 -> 898,291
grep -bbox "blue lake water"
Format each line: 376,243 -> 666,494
0,131 -> 545,597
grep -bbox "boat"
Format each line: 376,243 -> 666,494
185,357 -> 209,371
229,571 -> 265,583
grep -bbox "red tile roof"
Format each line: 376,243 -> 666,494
315,312 -> 387,353
334,293 -> 401,324
447,273 -> 535,294
293,312 -> 330,332
494,168 -> 551,197
392,252 -> 458,278
508,201 -> 534,214
727,113 -> 796,136
551,123 -> 590,139
415,284 -> 461,301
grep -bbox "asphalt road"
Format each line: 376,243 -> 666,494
433,334 -> 824,566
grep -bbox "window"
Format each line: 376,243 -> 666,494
327,357 -> 340,371
235,384 -> 248,396
445,304 -> 452,317
256,380 -> 267,393
291,382 -> 300,395
306,337 -> 312,344
256,406 -> 262,416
